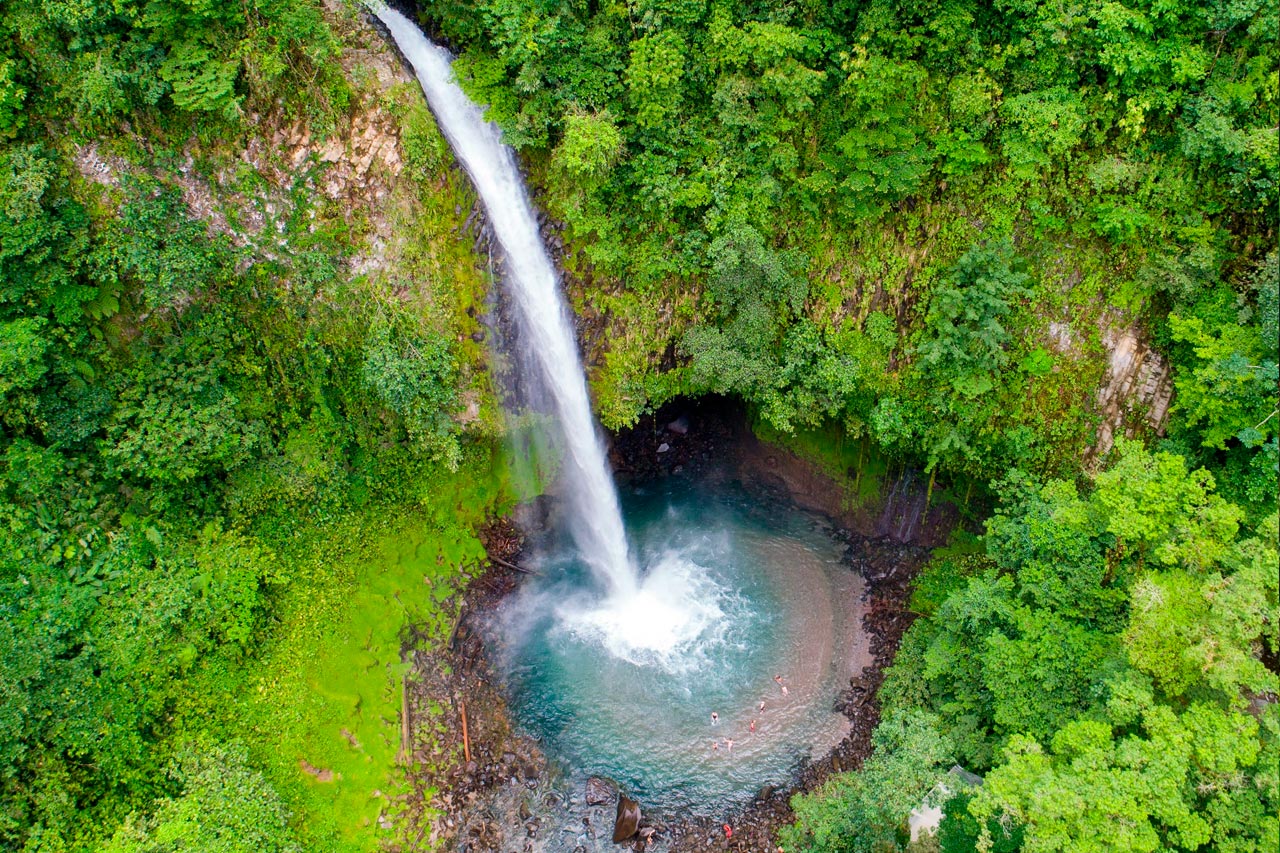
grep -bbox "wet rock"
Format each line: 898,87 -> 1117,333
586,776 -> 615,806
613,795 -> 641,843
667,416 -> 690,435
657,442 -> 670,454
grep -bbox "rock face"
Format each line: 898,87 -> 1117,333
1090,323 -> 1174,465
72,11 -> 421,282
613,795 -> 641,843
585,776 -> 615,806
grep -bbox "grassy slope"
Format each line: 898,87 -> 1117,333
202,447 -> 518,851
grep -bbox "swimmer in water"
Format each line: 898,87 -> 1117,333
749,719 -> 756,733
711,711 -> 719,725
759,700 -> 766,713
775,675 -> 789,695
724,738 -> 734,752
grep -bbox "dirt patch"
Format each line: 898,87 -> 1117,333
400,400 -> 940,851
299,759 -> 336,783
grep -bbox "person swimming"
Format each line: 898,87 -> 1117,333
710,711 -> 719,725
774,675 -> 789,695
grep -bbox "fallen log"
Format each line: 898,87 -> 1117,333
489,554 -> 540,576
459,699 -> 472,764
399,672 -> 410,765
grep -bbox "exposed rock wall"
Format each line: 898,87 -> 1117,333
71,15 -> 417,272
1089,321 -> 1175,465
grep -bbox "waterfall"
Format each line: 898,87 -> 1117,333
371,3 -> 635,595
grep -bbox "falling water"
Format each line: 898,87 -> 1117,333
371,3 -> 634,594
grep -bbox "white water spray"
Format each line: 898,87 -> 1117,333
371,3 -> 635,594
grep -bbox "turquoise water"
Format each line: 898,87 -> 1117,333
492,481 -> 863,815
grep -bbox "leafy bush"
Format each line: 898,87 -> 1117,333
782,711 -> 954,853
100,741 -> 300,853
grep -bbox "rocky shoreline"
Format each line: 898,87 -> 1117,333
401,400 -> 947,852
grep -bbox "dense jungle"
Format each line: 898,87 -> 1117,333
0,0 -> 1276,851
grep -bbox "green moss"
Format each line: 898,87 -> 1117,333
752,418 -> 891,508
174,443 -> 523,851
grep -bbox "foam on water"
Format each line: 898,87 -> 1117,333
494,483 -> 866,814
556,551 -> 738,674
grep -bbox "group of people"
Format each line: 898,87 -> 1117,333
708,675 -> 789,755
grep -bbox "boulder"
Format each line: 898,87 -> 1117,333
585,776 -> 615,806
613,794 -> 641,843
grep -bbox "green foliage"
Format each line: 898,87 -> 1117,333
681,220 -> 810,429
0,12 -> 484,846
159,42 -> 243,119
0,317 -> 50,399
0,58 -> 25,137
399,95 -> 450,178
105,181 -> 230,310
0,144 -> 94,325
207,464 -> 510,850
969,691 -> 1277,853
1091,439 -> 1244,570
419,0 -> 1276,495
869,439 -> 1277,851
105,356 -> 262,485
916,239 -> 1031,398
1124,512 -> 1278,702
820,49 -> 934,219
552,109 -> 623,183
1000,89 -> 1087,181
626,31 -> 686,130
2,0 -> 1275,850
939,790 -> 1023,853
936,71 -> 999,178
1,0 -> 342,128
361,319 -> 461,465
1167,253 -> 1279,453
781,711 -> 954,853
100,741 -> 300,853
